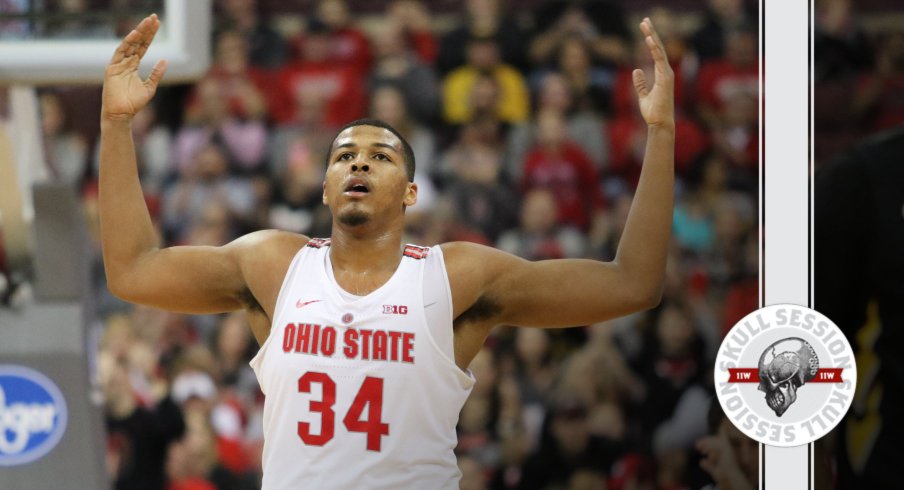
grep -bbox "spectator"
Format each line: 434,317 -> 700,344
673,196 -> 715,255
267,147 -> 332,237
497,188 -> 587,260
815,125 -> 904,490
438,0 -> 528,73
510,328 -> 557,415
444,143 -> 518,242
550,34 -> 614,114
506,72 -> 609,180
696,401 -> 758,490
853,32 -> 904,132
711,91 -> 758,172
633,301 -> 705,439
175,79 -> 268,173
218,0 -> 287,69
386,0 -> 439,64
165,429 -> 219,490
695,25 -> 759,127
310,0 -> 372,76
190,30 -> 270,122
529,1 -> 632,68
272,19 -> 366,127
443,35 -> 530,125
706,193 -> 755,288
814,0 -> 873,83
814,0 -> 873,165
520,393 -> 620,490
457,347 -> 499,462
691,0 -> 756,62
101,351 -> 186,490
520,110 -> 603,232
40,91 -> 88,185
438,73 -> 512,172
213,313 -> 258,399
163,143 -> 257,242
370,22 -> 441,124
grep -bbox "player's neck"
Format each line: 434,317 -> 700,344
329,224 -> 404,274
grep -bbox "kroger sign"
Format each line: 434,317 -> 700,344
0,365 -> 68,466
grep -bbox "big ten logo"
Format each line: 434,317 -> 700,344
0,366 -> 69,466
383,305 -> 408,315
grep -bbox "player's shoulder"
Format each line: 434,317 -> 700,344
438,241 -> 488,261
229,228 -> 310,247
439,241 -> 522,258
226,229 -> 311,261
439,241 -> 525,277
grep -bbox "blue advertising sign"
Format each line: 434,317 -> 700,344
0,365 -> 68,466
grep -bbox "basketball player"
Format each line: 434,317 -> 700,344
99,14 -> 674,489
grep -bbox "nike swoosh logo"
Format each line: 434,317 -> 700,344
296,299 -> 323,309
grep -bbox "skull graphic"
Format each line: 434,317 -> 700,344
757,338 -> 819,417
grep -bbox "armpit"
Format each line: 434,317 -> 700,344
238,287 -> 267,319
454,294 -> 502,328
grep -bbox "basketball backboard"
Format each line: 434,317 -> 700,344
0,0 -> 210,85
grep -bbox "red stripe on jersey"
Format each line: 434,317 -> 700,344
403,245 -> 429,260
306,238 -> 332,249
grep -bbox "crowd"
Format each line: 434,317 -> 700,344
814,0 -> 904,168
24,0 -> 768,488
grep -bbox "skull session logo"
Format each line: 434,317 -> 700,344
714,305 -> 856,446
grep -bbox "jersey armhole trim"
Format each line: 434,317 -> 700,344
418,246 -> 476,387
249,245 -> 307,383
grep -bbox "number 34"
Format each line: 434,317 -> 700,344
297,372 -> 390,452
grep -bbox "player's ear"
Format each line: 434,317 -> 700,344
403,182 -> 418,207
322,181 -> 328,205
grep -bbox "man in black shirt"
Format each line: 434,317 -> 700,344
815,126 -> 904,489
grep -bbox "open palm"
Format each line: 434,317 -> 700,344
102,14 -> 168,121
632,18 -> 675,128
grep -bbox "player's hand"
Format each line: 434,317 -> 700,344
101,14 -> 167,122
633,17 -> 675,129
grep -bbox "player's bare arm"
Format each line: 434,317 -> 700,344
98,15 -> 304,342
444,18 -> 675,367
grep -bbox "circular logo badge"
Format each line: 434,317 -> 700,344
714,304 -> 856,447
341,313 -> 354,324
0,365 -> 69,466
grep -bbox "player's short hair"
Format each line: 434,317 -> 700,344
328,118 -> 416,182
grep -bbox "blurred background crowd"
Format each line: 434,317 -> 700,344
8,0 -> 898,488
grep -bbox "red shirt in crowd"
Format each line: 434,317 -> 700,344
270,61 -> 366,127
326,27 -> 372,76
290,28 -> 372,77
187,66 -> 273,119
408,30 -> 438,64
695,60 -> 758,113
608,115 -> 709,184
521,142 -> 603,231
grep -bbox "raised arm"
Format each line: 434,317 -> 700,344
445,18 -> 674,330
99,15 -> 302,318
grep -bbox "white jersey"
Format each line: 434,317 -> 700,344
250,238 -> 475,489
